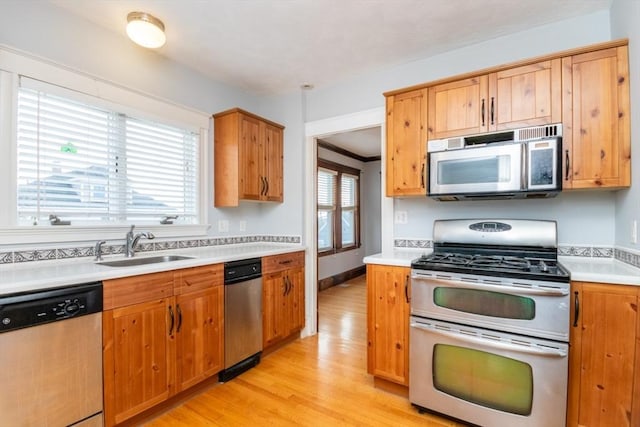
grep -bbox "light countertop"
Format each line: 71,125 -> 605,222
364,250 -> 640,287
0,243 -> 305,296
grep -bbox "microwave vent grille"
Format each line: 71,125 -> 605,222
515,124 -> 562,141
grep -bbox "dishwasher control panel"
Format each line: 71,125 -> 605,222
0,282 -> 102,333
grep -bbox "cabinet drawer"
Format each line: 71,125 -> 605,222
174,264 -> 223,295
262,251 -> 305,274
103,271 -> 174,310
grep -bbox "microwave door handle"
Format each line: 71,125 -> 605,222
416,276 -> 569,297
410,322 -> 567,358
522,143 -> 528,190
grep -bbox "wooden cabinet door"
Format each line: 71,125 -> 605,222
366,264 -> 410,385
262,122 -> 283,202
103,298 -> 174,426
492,59 -> 561,131
263,271 -> 286,348
428,75 -> 488,140
174,286 -> 224,392
385,88 -> 427,196
238,113 -> 263,200
562,46 -> 631,189
284,267 -> 305,334
568,282 -> 638,427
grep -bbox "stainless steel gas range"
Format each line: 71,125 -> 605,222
409,219 -> 570,427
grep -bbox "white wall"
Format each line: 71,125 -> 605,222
610,0 -> 640,252
295,10 -> 616,248
0,1 -> 303,240
363,161 -> 382,256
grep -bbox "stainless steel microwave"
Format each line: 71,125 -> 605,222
427,124 -> 562,201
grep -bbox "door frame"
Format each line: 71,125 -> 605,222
301,106 -> 390,338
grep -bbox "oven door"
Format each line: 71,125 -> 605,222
411,270 -> 569,341
428,142 -> 522,197
409,317 -> 568,427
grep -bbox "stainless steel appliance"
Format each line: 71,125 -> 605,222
409,219 -> 570,427
0,282 -> 104,426
219,257 -> 263,382
428,124 -> 562,200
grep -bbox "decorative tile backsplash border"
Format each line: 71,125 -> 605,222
615,248 -> 640,269
393,241 -> 640,270
0,235 -> 301,265
393,239 -> 433,249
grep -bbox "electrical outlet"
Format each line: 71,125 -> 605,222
633,220 -> 637,244
239,220 -> 247,232
394,211 -> 408,224
218,219 -> 229,232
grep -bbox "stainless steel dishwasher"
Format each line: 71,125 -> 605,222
0,282 -> 103,426
219,257 -> 263,382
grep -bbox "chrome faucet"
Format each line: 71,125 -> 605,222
125,225 -> 155,257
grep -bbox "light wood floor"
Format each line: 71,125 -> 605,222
146,275 -> 463,426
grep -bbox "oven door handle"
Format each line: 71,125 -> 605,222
415,277 -> 569,297
410,321 -> 567,358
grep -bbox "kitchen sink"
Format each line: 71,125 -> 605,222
97,255 -> 195,267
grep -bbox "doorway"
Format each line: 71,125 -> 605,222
302,107 -> 390,338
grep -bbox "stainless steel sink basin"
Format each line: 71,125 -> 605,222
97,255 -> 195,267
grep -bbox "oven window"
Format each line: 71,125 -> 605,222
438,155 -> 511,185
434,287 -> 535,320
433,344 -> 533,415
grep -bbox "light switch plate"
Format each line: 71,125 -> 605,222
394,211 -> 408,224
218,219 -> 229,232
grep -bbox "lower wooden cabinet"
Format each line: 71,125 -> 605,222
568,281 -> 640,427
366,264 -> 410,386
102,265 -> 223,426
262,251 -> 305,349
174,286 -> 224,392
105,298 -> 173,425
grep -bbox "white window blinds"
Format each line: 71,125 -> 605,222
16,85 -> 199,225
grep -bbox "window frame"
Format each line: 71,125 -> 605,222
0,47 -> 210,245
317,159 -> 361,257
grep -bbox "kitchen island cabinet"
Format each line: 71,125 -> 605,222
262,251 -> 305,349
366,264 -> 410,386
568,281 -> 639,427
385,88 -> 428,196
102,265 -> 224,426
561,45 -> 630,190
213,108 -> 284,207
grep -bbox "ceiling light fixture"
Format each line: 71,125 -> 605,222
126,11 -> 166,49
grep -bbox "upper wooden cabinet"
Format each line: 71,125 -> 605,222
214,108 -> 284,207
562,46 -> 631,189
568,281 -> 640,427
385,88 -> 428,196
366,264 -> 410,386
427,59 -> 561,140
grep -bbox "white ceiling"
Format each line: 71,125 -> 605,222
50,0 -> 611,97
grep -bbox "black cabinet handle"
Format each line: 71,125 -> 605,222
265,177 -> 269,196
404,275 -> 410,303
260,177 -> 266,195
573,291 -> 580,327
565,150 -> 570,181
481,99 -> 486,127
168,305 -> 175,335
490,97 -> 495,125
421,163 -> 425,188
176,304 -> 183,333
282,277 -> 288,296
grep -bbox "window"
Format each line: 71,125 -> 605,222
16,85 -> 199,226
317,159 -> 360,254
